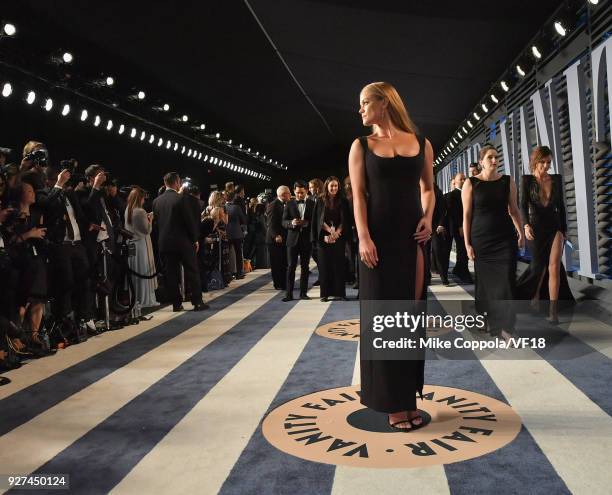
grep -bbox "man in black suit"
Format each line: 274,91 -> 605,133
447,172 -> 473,283
41,165 -> 95,332
431,182 -> 450,285
153,172 -> 208,312
281,181 -> 314,301
266,185 -> 290,290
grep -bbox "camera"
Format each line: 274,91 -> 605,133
24,148 -> 48,167
60,158 -> 78,175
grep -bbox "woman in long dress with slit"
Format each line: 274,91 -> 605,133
349,81 -> 434,431
516,146 -> 574,322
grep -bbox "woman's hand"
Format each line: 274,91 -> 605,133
524,224 -> 535,241
26,227 -> 47,240
359,236 -> 379,269
466,244 -> 475,261
414,216 -> 432,244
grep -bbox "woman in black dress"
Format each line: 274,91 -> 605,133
311,177 -> 347,302
517,146 -> 573,323
462,145 -> 523,340
349,82 -> 434,431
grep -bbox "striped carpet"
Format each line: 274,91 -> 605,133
1,265 -> 611,495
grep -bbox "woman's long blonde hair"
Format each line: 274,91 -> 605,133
361,82 -> 419,134
126,187 -> 146,225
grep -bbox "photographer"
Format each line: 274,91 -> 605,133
43,164 -> 94,336
6,182 -> 48,346
20,141 -> 48,192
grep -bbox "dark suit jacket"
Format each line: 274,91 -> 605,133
40,186 -> 89,244
282,198 -> 314,248
226,201 -> 248,240
447,188 -> 463,233
76,186 -> 115,246
152,189 -> 199,253
432,185 -> 448,232
311,197 -> 348,242
265,198 -> 286,244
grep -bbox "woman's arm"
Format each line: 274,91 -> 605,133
348,138 -> 378,267
133,208 -> 152,236
507,178 -> 524,248
461,178 -> 475,259
414,139 -> 435,243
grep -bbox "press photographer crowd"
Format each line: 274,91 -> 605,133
0,139 -> 287,375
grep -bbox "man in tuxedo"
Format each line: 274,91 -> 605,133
282,181 -> 314,301
308,178 -> 323,286
266,185 -> 290,290
41,165 -> 95,332
447,172 -> 473,283
431,182 -> 450,285
153,172 -> 208,312
468,162 -> 480,177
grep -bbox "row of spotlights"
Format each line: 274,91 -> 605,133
439,1 -> 602,165
1,82 -> 271,180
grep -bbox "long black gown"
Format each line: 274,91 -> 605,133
469,175 -> 517,334
516,174 -> 574,302
359,134 -> 426,413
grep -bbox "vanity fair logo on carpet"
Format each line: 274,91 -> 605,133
315,319 -> 453,342
262,384 -> 521,468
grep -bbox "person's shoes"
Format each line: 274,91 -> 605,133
547,300 -> 559,324
313,280 -> 320,286
320,297 -> 328,302
235,274 -> 245,280
299,294 -> 311,300
388,413 -> 424,432
84,319 -> 100,336
172,304 -> 185,312
192,303 -> 209,311
282,296 -> 294,302
352,282 -> 359,290
441,277 -> 450,286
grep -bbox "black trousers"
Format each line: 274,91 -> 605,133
161,244 -> 203,307
268,242 -> 287,289
49,242 -> 91,320
229,238 -> 244,275
451,230 -> 471,280
286,238 -> 311,296
432,232 -> 451,281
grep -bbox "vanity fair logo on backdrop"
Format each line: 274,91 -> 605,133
262,385 -> 521,468
439,36 -> 612,279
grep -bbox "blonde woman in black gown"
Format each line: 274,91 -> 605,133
462,145 -> 523,341
517,146 -> 574,323
349,82 -> 434,431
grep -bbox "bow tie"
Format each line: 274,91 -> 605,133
296,200 -> 305,204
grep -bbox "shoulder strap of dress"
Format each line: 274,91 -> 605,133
418,134 -> 426,158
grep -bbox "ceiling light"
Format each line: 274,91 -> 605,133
62,52 -> 74,64
481,103 -> 488,112
200,124 -> 205,130
118,124 -> 125,134
137,90 -> 145,100
490,94 -> 499,104
554,21 -> 566,37
215,133 -> 220,139
453,138 -> 458,144
187,149 -> 192,157
2,82 -> 12,97
182,114 -> 188,122
198,152 -> 202,159
588,0 -> 599,4
44,98 -> 54,111
94,115 -> 101,127
181,146 -> 185,154
458,132 -> 462,138
130,128 -> 137,138
163,103 -> 170,111
105,76 -> 114,86
158,137 -> 163,147
166,140 -> 171,149
3,23 -> 16,36
462,126 -> 467,133
61,104 -> 70,116
467,120 -> 473,128
106,120 -> 113,131
516,65 -> 526,77
140,131 -> 146,141
80,109 -> 88,121
473,112 -> 480,120
204,155 -> 209,162
26,91 -> 36,104
532,46 -> 542,59
149,134 -> 155,144
173,142 -> 178,151
501,81 -> 509,92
